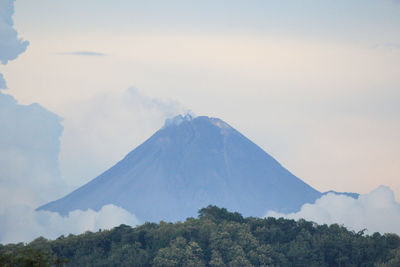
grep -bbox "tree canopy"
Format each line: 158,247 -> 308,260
1,205 -> 399,266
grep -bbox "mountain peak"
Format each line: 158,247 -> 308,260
164,114 -> 231,132
163,113 -> 194,128
39,115 -> 322,222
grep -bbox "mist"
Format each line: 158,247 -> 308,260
266,186 -> 400,235
0,205 -> 139,244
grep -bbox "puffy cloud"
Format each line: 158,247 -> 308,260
0,0 -> 29,65
266,186 -> 400,235
0,0 -> 28,92
0,92 -> 143,244
0,92 -> 65,210
0,204 -> 140,244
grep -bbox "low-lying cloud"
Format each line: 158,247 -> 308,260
266,186 -> 400,235
0,205 -> 140,244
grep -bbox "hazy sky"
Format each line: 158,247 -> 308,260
2,0 -> 400,198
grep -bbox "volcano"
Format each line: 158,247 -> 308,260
39,115 -> 322,222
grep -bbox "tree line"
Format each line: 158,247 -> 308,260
1,205 -> 400,266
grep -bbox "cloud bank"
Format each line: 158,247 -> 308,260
0,92 -> 142,244
0,204 -> 140,244
0,88 -> 150,245
0,93 -> 66,209
266,186 -> 400,235
0,0 -> 29,65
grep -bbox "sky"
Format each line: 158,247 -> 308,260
0,0 -> 400,242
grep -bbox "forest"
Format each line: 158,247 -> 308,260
1,206 -> 400,266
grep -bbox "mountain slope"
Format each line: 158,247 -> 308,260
39,115 -> 322,222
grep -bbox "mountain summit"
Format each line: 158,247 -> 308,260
39,115 -> 322,222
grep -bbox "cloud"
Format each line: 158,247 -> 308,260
0,204 -> 140,244
0,73 -> 7,89
0,0 -> 29,92
0,0 -> 141,245
0,91 -> 144,245
60,51 -> 107,56
0,0 -> 29,65
0,92 -> 66,210
266,186 -> 400,235
59,87 -> 189,187
0,0 -> 62,208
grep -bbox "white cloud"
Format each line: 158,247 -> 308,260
0,92 -> 66,210
0,91 -> 142,244
0,204 -> 140,244
0,0 -> 29,65
266,186 -> 400,235
0,0 -> 144,246
0,0 -> 28,92
59,87 -> 188,187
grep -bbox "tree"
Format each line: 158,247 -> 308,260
153,237 -> 205,267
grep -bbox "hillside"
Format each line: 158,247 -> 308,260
2,206 -> 400,266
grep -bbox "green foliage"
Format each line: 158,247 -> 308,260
0,241 -> 66,267
1,205 -> 400,266
153,237 -> 205,267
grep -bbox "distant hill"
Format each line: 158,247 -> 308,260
40,115 -> 322,222
2,206 -> 400,266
